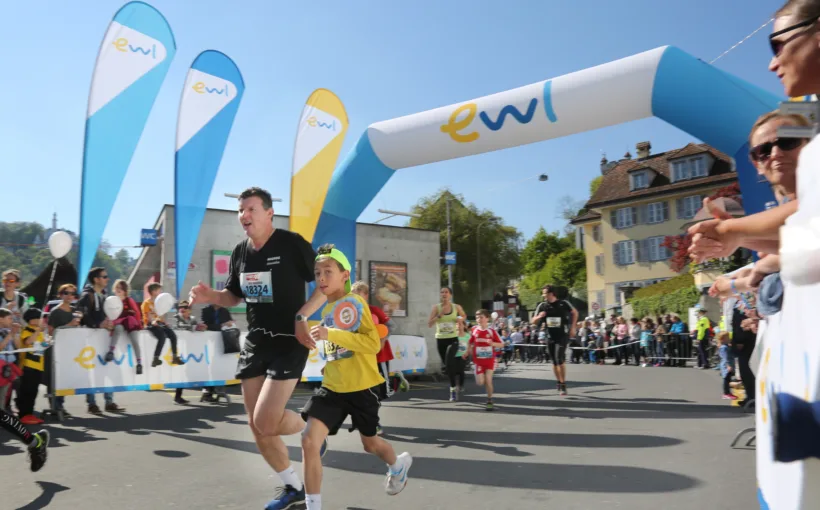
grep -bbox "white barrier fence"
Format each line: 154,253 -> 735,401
51,329 -> 428,396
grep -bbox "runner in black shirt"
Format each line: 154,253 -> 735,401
531,285 -> 577,395
189,187 -> 327,510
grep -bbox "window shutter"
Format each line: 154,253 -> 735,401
610,210 -> 618,229
676,198 -> 683,219
640,239 -> 649,262
631,207 -> 638,226
662,201 -> 669,221
612,243 -> 620,266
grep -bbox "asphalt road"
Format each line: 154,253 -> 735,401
2,361 -> 757,510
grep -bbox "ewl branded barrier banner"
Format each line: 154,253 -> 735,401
174,51 -> 245,297
53,330 -> 427,393
78,2 -> 176,285
302,335 -> 428,381
290,89 -> 349,245
313,45 -> 783,272
54,329 -> 241,395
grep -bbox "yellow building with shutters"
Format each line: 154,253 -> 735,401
571,141 -> 738,315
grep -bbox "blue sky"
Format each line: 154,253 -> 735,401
1,0 -> 785,256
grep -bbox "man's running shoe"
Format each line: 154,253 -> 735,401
449,387 -> 457,402
486,400 -> 494,412
376,425 -> 384,436
28,429 -> 49,472
559,383 -> 568,396
264,485 -> 305,510
385,452 -> 413,496
320,437 -> 328,459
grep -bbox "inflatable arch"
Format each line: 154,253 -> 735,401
313,46 -> 783,268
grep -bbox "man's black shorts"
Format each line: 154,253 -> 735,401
548,338 -> 568,365
235,332 -> 309,381
301,385 -> 381,437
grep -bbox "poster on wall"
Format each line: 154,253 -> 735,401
369,261 -> 407,317
211,250 -> 246,313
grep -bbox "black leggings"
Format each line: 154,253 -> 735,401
1,409 -> 34,444
148,325 -> 179,359
444,342 -> 465,389
723,373 -> 732,395
437,337 -> 458,365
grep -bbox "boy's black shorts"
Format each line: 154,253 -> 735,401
301,385 -> 381,437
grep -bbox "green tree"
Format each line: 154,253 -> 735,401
520,227 -> 572,275
520,248 -> 587,302
408,189 -> 521,310
590,176 -> 603,196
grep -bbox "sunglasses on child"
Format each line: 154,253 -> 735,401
749,137 -> 807,162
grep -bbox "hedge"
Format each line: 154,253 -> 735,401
632,273 -> 694,299
629,285 -> 701,318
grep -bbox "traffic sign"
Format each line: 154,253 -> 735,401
591,302 -> 600,311
444,252 -> 457,265
140,229 -> 157,246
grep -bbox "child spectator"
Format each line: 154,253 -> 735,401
107,280 -> 144,374
142,283 -> 184,367
16,308 -> 46,424
0,308 -> 22,411
718,332 -> 737,400
640,320 -> 653,367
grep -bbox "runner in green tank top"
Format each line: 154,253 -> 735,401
427,287 -> 467,401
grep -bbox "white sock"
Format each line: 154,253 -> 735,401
276,466 -> 303,491
306,494 -> 321,510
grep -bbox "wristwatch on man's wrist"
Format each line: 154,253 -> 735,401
295,314 -> 308,323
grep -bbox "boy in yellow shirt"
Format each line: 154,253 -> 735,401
300,244 -> 412,510
141,283 -> 184,367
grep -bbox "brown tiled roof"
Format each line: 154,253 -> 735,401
569,210 -> 602,225
585,143 -> 737,209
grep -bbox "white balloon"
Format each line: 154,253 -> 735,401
103,295 -> 123,321
48,231 -> 73,259
491,312 -> 499,320
154,292 -> 174,317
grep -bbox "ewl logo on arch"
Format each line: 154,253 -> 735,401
440,80 -> 558,143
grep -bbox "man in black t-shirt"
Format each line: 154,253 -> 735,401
189,187 -> 327,510
531,285 -> 577,395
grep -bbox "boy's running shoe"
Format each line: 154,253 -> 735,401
28,429 -> 50,472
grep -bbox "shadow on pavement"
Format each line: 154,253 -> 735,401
160,432 -> 700,493
15,481 -> 70,510
387,401 -> 744,420
0,401 -> 251,453
379,425 -> 683,457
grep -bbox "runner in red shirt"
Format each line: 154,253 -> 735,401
463,309 -> 505,411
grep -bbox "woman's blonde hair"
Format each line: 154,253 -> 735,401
776,0 -> 820,20
749,111 -> 811,146
351,281 -> 368,296
113,279 -> 129,294
57,283 -> 76,295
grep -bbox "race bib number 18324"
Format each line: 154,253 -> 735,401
241,272 -> 272,304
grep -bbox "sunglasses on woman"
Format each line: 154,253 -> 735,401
60,291 -> 77,296
749,137 -> 807,162
770,17 -> 819,56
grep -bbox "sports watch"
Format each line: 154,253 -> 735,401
295,314 -> 308,322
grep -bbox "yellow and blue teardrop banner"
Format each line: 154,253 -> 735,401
289,89 -> 348,242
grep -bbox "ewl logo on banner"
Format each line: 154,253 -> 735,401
440,80 -> 558,143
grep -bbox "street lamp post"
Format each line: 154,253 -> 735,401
476,216 -> 498,305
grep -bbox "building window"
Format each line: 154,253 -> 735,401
645,201 -> 668,224
647,236 -> 670,261
614,240 -> 636,265
630,171 -> 649,190
611,207 -> 636,229
595,254 -> 604,275
677,195 -> 703,219
671,156 -> 707,182
592,225 -> 601,242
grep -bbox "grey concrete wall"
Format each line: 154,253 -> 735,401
152,206 -> 443,372
356,223 -> 443,372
